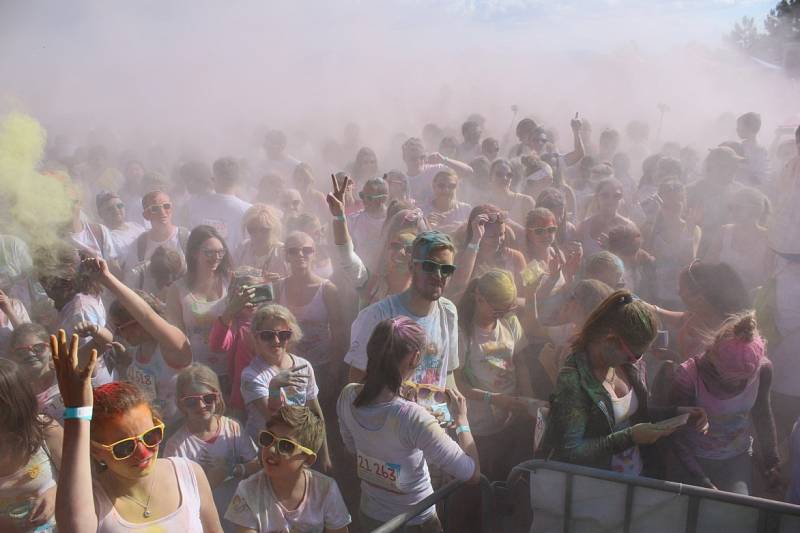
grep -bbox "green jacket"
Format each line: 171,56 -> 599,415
538,351 -> 675,471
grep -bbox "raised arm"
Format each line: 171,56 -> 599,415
562,113 -> 586,167
448,214 -> 487,296
52,330 -> 99,533
85,257 -> 192,368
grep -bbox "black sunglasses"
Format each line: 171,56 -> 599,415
257,329 -> 293,343
413,259 -> 456,277
179,393 -> 219,408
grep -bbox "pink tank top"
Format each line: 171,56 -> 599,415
94,457 -> 203,533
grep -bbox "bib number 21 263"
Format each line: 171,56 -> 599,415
356,451 -> 402,493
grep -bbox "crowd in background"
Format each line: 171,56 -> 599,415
1,110 -> 800,532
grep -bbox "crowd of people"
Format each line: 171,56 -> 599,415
1,110 -> 800,532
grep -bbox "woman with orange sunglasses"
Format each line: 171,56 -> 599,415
51,331 -> 222,533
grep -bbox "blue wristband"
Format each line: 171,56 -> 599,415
63,406 -> 93,421
456,425 -> 471,435
334,214 -> 346,222
467,242 -> 480,251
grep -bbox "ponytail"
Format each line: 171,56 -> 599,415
571,290 -> 658,354
354,318 -> 426,407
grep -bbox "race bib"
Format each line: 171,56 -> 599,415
356,451 -> 403,493
128,364 -> 158,400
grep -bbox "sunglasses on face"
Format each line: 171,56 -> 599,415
104,202 -> 125,211
529,226 -> 558,236
259,430 -> 316,458
389,241 -> 414,253
247,225 -> 272,235
146,203 -> 172,214
13,343 -> 49,357
285,246 -> 314,257
413,259 -> 456,277
257,329 -> 293,343
202,249 -> 226,259
360,193 -> 388,201
179,393 -> 219,408
91,420 -> 165,461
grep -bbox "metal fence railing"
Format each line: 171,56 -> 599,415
481,460 -> 800,533
370,478 -> 467,533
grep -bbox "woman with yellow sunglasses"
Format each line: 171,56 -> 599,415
51,330 -> 223,533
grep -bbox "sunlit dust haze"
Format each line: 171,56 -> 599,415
0,0 -> 795,174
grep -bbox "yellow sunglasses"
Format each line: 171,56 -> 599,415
91,420 -> 165,460
259,430 -> 316,458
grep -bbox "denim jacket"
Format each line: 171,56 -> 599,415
538,351 -> 675,471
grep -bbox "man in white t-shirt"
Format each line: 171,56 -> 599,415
182,157 -> 252,251
122,190 -> 189,285
345,230 -> 459,388
175,160 -> 215,229
95,192 -> 145,258
402,137 -> 475,205
262,130 -> 301,182
348,178 -> 388,267
68,198 -> 117,262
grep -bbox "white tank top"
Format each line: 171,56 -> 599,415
94,457 -> 203,533
278,280 -> 332,367
178,280 -> 228,376
0,444 -> 57,532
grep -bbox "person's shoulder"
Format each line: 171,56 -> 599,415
437,296 -> 457,313
290,354 -> 313,370
306,468 -> 340,492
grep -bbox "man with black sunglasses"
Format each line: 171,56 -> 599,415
345,230 -> 460,391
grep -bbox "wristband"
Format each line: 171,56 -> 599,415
483,391 -> 493,404
63,406 -> 93,421
456,425 -> 471,435
334,214 -> 346,222
467,242 -> 480,251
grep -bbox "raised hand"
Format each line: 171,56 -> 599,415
570,112 -> 582,133
470,214 -> 489,246
326,174 -> 350,218
79,256 -> 112,284
74,320 -> 100,338
268,364 -> 309,392
0,288 -> 11,314
446,388 -> 468,426
50,329 -> 97,408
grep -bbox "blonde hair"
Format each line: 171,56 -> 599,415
242,203 -> 282,245
175,364 -> 225,415
267,406 -> 324,455
251,303 -> 304,347
458,269 -> 517,336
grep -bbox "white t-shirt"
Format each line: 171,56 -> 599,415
344,293 -> 459,388
261,155 -> 301,181
164,415 -> 258,467
337,383 -> 475,524
126,344 -> 185,423
407,164 -> 450,206
225,469 -> 351,533
181,193 -> 252,251
459,315 -> 526,436
121,226 -> 185,279
241,354 -> 319,442
347,210 -> 386,267
108,222 -> 145,256
58,292 -> 113,386
71,222 -> 118,260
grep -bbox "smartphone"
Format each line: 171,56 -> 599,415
430,402 -> 453,427
655,330 -> 669,350
248,283 -> 274,304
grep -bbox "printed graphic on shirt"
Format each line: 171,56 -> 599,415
478,340 -> 515,390
414,341 -> 443,385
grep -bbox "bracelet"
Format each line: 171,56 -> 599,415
63,406 -> 93,421
333,214 -> 346,222
483,391 -> 493,404
456,425 -> 471,435
467,242 -> 480,251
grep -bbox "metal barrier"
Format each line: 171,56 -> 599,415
481,460 -> 800,533
370,478 -> 466,533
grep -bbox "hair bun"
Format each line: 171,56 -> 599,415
619,293 -> 633,305
732,312 -> 757,342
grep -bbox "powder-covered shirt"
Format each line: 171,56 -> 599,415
164,415 -> 257,468
241,354 -> 319,443
337,383 -> 475,525
225,469 -> 351,533
344,293 -> 459,388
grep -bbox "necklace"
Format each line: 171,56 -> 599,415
120,464 -> 158,518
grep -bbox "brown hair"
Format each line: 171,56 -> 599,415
571,290 -> 658,354
0,359 -> 48,463
354,317 -> 427,407
266,406 -> 324,454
